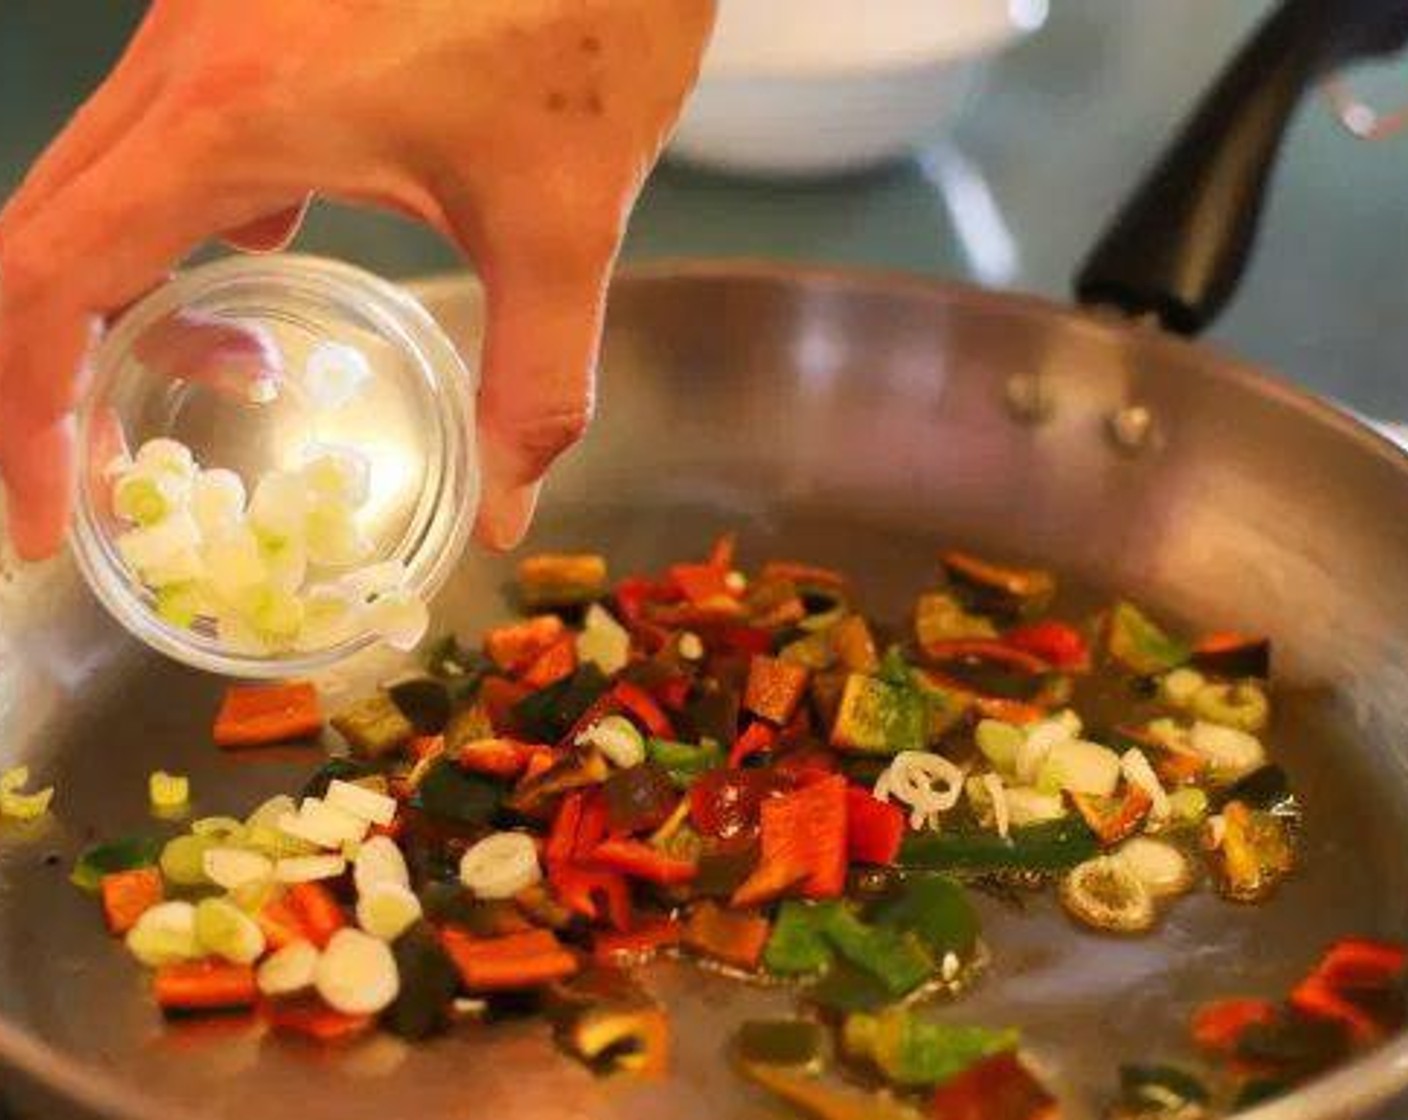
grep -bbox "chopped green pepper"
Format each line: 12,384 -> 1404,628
806,959 -> 900,1014
870,875 -> 979,959
70,835 -> 164,891
1107,602 -> 1191,676
831,673 -> 926,755
843,1008 -> 1018,1087
764,900 -> 842,976
821,907 -> 933,997
898,819 -> 1098,874
647,737 -> 724,788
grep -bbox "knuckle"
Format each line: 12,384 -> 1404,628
492,402 -> 595,476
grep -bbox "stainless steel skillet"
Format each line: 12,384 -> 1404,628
3,2 -> 1408,1118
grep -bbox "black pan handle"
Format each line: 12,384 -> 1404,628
1075,0 -> 1408,335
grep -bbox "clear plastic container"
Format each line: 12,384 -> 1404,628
72,254 -> 478,677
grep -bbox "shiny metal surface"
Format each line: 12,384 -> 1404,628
1,262 -> 1407,1120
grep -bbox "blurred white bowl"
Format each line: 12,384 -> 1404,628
669,0 -> 1047,178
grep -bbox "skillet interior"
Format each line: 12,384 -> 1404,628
0,262 -> 1406,1120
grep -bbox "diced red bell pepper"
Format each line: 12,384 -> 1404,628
1069,785 -> 1153,847
484,615 -> 566,674
440,928 -> 579,991
154,960 -> 258,1014
213,682 -> 323,749
520,634 -> 577,689
1004,620 -> 1090,671
285,882 -> 347,949
590,839 -> 697,885
929,1051 -> 1058,1120
262,997 -> 375,1043
709,624 -> 775,656
920,639 -> 1051,675
547,791 -> 586,864
846,785 -> 905,866
100,867 -> 164,935
728,721 -> 778,768
1290,938 -> 1408,1043
549,862 -> 633,930
1191,997 -> 1279,1055
743,655 -> 811,725
731,774 -> 848,906
773,747 -> 840,788
573,790 -> 611,858
611,680 -> 676,739
593,917 -> 684,966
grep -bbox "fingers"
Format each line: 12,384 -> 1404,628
0,120 -> 294,559
467,231 -> 617,550
222,196 -> 311,253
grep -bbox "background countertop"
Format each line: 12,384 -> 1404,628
2,1 -> 1406,422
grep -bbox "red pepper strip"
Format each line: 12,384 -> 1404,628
845,785 -> 905,866
731,774 -> 848,906
456,738 -> 547,780
547,792 -> 634,930
593,917 -> 684,966
213,681 -> 323,748
153,961 -> 258,1013
921,639 -> 1051,675
1197,630 -> 1256,653
407,734 -> 446,762
703,623 -> 774,656
1289,939 -> 1408,1043
479,676 -> 534,736
261,997 -> 374,1043
1191,998 -> 1279,1055
614,575 -> 681,625
669,562 -> 738,608
920,669 -> 1049,725
573,790 -> 612,858
707,532 -> 737,572
285,882 -> 347,949
484,614 -> 567,673
100,867 -> 164,935
611,680 -> 676,739
1004,620 -> 1090,671
759,561 -> 849,595
440,928 -> 579,991
929,1050 -> 1057,1120
743,655 -> 811,725
520,634 -> 577,689
729,721 -> 778,769
521,747 -> 560,784
590,839 -> 697,885
547,791 -> 586,865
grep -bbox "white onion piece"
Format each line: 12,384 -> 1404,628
304,342 -> 373,411
257,939 -> 320,997
301,445 -> 371,507
326,779 -> 398,827
248,470 -> 308,543
354,835 -> 411,895
356,882 -> 423,942
315,929 -> 399,1015
135,438 -> 197,480
305,500 -> 373,567
190,468 -> 247,536
459,832 -> 542,900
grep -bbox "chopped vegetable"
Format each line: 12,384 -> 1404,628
100,867 -> 165,935
194,897 -> 267,964
356,882 -> 424,942
1114,1064 -> 1210,1120
594,917 -> 684,966
683,901 -> 771,971
843,1009 -> 1018,1087
1191,634 -> 1270,679
899,819 -> 1098,874
214,682 -> 323,748
148,770 -> 190,814
552,971 -> 671,1075
928,1050 -> 1059,1120
386,921 -> 460,1040
387,677 -> 452,735
941,552 -> 1056,617
831,673 -> 926,755
414,760 -> 502,827
647,737 -> 724,788
735,1019 -> 829,1071
1204,800 -> 1293,902
72,835 -> 164,891
1060,856 -> 1156,934
517,553 -> 609,610
871,875 -> 979,960
440,927 -> 578,991
1069,785 -> 1153,847
764,901 -> 841,976
315,927 -> 400,1014
257,939 -> 320,998
732,775 -> 848,906
846,786 -> 905,866
744,655 -> 811,725
330,693 -> 415,758
153,960 -> 257,1014
822,906 -> 933,997
1106,603 -> 1191,676
740,1059 -> 928,1120
1117,837 -> 1194,898
578,713 -> 647,769
1004,620 -> 1089,671
459,831 -> 542,899
1189,681 -> 1269,734
285,882 -> 347,948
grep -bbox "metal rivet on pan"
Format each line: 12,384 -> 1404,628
1107,404 -> 1155,453
1004,373 -> 1054,423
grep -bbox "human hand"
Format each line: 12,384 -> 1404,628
0,0 -> 715,559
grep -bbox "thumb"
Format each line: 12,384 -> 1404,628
468,226 -> 616,551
